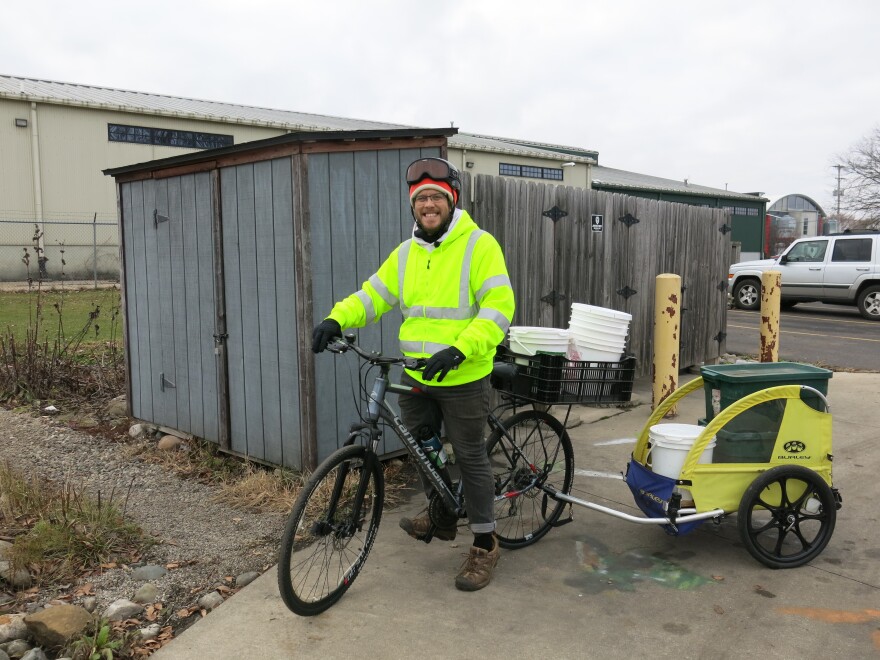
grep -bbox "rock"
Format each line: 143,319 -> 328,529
0,541 -> 12,560
0,614 -> 28,643
0,592 -> 13,607
132,583 -> 159,604
197,591 -> 224,611
103,599 -> 142,622
24,605 -> 93,649
0,569 -> 31,590
131,565 -> 166,581
235,571 -> 260,588
157,435 -> 181,451
80,597 -> 97,613
0,648 -> 8,660
128,423 -> 147,438
138,623 -> 161,640
105,396 -> 127,418
74,415 -> 99,429
19,649 -> 48,660
3,639 -> 31,659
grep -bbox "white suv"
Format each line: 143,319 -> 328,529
728,231 -> 880,320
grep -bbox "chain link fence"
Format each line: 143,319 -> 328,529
0,219 -> 120,286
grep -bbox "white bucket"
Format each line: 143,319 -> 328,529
648,423 -> 716,480
574,345 -> 623,362
570,332 -> 627,350
569,318 -> 629,337
570,303 -> 632,323
509,327 -> 570,355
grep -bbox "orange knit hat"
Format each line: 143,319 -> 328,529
409,178 -> 457,207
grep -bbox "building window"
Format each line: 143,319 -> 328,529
803,219 -> 809,235
498,163 -> 564,181
108,123 -> 234,150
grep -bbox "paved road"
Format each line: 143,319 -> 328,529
725,303 -> 880,371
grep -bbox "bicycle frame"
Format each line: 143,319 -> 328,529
349,363 -> 465,518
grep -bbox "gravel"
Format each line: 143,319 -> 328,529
0,406 -> 287,626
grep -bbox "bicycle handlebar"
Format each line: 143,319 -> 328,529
326,334 -> 427,371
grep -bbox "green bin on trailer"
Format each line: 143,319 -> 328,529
698,362 -> 832,463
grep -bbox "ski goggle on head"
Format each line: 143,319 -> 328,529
405,158 -> 461,187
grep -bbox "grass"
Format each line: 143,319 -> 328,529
0,460 -> 146,589
0,288 -> 121,346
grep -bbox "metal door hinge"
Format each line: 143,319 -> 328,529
617,285 -> 637,299
618,213 -> 640,228
153,210 -> 170,228
540,290 -> 567,305
160,372 -> 176,391
542,206 -> 568,223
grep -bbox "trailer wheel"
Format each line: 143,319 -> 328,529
737,465 -> 836,569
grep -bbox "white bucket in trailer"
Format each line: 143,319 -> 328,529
648,423 -> 716,480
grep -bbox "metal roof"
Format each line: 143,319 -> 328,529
0,73 -> 410,131
592,165 -> 767,202
102,127 -> 456,177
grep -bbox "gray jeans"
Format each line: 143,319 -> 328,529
397,372 -> 495,534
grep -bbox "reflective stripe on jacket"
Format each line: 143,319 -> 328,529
327,209 -> 515,386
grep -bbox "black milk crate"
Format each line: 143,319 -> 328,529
493,347 -> 636,405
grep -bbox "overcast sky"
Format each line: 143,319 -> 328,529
3,1 -> 878,210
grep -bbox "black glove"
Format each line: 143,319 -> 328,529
312,318 -> 341,353
422,347 -> 465,382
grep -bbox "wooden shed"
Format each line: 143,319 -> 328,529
105,128 -> 456,470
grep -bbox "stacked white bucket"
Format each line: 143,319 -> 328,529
568,303 -> 631,362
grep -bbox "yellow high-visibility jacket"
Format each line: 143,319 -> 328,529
328,210 -> 515,386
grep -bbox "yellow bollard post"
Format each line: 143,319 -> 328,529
652,273 -> 681,414
760,270 -> 781,362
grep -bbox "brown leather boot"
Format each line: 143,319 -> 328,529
399,513 -> 457,541
454,535 -> 500,591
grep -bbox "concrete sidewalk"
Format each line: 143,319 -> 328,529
153,371 -> 880,659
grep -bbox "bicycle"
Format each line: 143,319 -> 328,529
277,334 -> 575,616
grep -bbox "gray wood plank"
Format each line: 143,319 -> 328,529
308,153 -> 336,463
155,179 -> 178,428
328,152 -> 358,454
120,184 -> 142,420
271,157 -> 300,469
168,176 -> 190,432
196,172 -> 220,444
254,159 -> 281,464
142,180 -> 165,425
181,174 -> 204,439
221,167 -> 247,455
236,164 -> 265,459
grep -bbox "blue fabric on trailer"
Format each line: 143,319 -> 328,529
624,459 -> 705,536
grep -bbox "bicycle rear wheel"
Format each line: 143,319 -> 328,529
277,445 -> 384,616
486,410 -> 574,549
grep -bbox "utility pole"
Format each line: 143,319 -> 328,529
833,164 -> 844,217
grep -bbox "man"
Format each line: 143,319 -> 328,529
312,157 -> 515,591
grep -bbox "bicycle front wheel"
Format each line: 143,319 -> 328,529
277,445 -> 384,616
487,410 -> 574,549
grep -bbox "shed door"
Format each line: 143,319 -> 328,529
219,158 -> 302,468
120,175 -> 220,443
